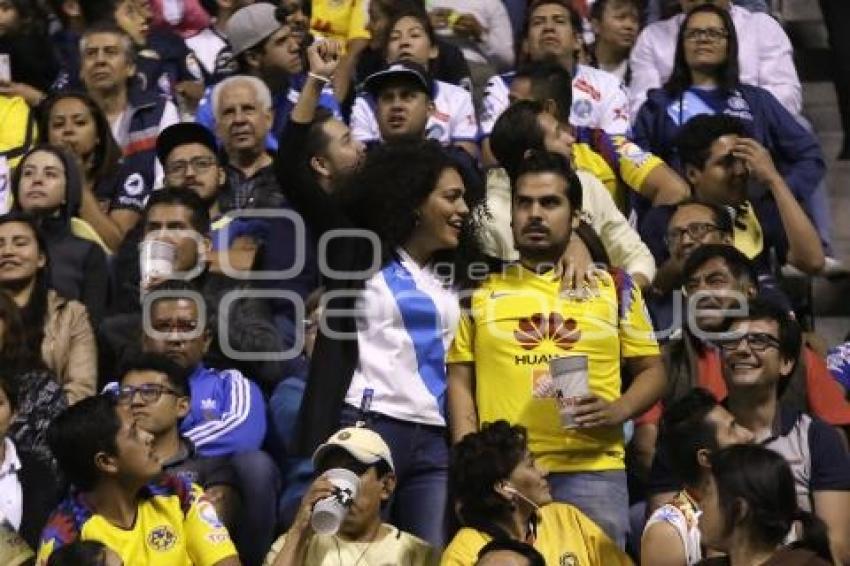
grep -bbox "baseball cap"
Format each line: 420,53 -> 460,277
226,3 -> 282,57
156,123 -> 218,163
363,61 -> 434,99
312,426 -> 395,472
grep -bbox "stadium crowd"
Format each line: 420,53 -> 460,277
1,0 -> 850,564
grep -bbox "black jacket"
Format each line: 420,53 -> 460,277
18,448 -> 64,549
277,119 -> 375,454
12,149 -> 110,326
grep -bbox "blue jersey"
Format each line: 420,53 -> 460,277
180,365 -> 267,457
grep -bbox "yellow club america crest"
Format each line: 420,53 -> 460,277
148,524 -> 178,552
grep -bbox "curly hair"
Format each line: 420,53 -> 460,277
340,140 -> 487,288
450,420 -> 530,539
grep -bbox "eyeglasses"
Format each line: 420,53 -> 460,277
115,383 -> 181,405
683,27 -> 729,42
716,332 -> 781,353
164,156 -> 217,178
150,320 -> 200,333
666,222 -> 720,245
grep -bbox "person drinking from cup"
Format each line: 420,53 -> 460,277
447,150 -> 665,548
264,426 -> 438,566
99,187 -> 285,397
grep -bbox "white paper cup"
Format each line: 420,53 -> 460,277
310,468 -> 360,535
549,355 -> 589,429
139,239 -> 176,287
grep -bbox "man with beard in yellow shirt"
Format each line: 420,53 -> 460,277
447,150 -> 664,549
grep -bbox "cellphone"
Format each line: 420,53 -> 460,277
0,54 -> 10,83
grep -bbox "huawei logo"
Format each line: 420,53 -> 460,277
514,313 -> 580,351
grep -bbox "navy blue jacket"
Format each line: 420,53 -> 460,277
632,85 -> 825,202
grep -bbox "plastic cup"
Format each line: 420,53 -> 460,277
139,239 -> 176,287
310,468 -> 360,535
549,355 -> 589,429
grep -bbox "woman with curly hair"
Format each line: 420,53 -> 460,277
443,420 -> 630,565
282,135 -> 487,547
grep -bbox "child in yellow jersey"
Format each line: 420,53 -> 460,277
36,375 -> 239,566
442,421 -> 632,566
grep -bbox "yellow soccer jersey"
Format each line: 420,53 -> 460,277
610,135 -> 663,194
574,130 -> 664,212
0,95 -> 38,170
573,143 -> 618,199
447,265 -> 659,473
440,503 -> 633,566
310,0 -> 370,44
37,475 -> 237,566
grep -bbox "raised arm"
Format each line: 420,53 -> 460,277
733,137 -> 824,273
277,40 -> 353,237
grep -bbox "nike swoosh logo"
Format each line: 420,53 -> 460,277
490,291 -> 514,299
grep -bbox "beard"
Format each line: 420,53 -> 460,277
514,240 -> 569,268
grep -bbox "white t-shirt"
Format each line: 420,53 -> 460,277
344,249 -> 460,427
350,80 -> 479,145
264,524 -> 438,566
480,64 -> 631,137
185,27 -> 230,78
628,5 -> 801,117
643,491 -> 702,565
0,438 -> 23,531
428,0 -> 515,70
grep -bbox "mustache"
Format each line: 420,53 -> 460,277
522,221 -> 549,233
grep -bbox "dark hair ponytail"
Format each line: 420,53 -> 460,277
710,445 -> 832,562
792,510 -> 833,563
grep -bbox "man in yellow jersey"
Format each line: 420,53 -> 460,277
447,150 -> 665,549
35,386 -> 239,566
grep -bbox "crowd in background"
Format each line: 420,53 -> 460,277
2,0 -> 850,564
